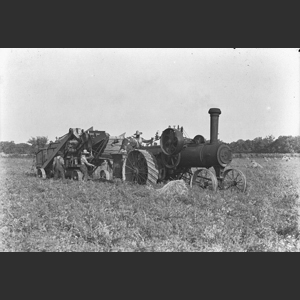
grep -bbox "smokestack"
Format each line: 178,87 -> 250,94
208,108 -> 221,144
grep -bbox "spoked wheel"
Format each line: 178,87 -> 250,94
222,168 -> 247,192
37,168 -> 46,179
100,170 -> 110,180
179,168 -> 194,186
72,170 -> 83,181
190,167 -> 218,192
161,152 -> 181,169
122,150 -> 159,185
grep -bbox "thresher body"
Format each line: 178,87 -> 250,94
36,141 -> 61,168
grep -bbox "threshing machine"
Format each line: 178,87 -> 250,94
35,127 -> 119,181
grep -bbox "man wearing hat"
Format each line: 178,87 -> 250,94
80,149 -> 95,181
53,151 -> 65,180
132,130 -> 143,148
132,130 -> 155,147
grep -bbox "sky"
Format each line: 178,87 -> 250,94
0,48 -> 299,144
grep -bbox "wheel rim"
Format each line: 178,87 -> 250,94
223,168 -> 246,192
37,168 -> 46,179
190,168 -> 218,191
122,150 -> 158,185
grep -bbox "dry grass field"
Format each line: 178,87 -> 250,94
0,156 -> 299,252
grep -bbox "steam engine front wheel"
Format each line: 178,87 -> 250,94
222,168 -> 247,192
190,167 -> 218,192
179,168 -> 194,186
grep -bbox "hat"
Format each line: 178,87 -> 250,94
82,149 -> 89,155
57,151 -> 63,156
133,130 -> 142,136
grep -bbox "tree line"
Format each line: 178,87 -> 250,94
227,135 -> 300,153
1,135 -> 300,155
0,137 -> 49,155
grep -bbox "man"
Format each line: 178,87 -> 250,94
80,149 -> 95,181
132,130 -> 143,148
132,130 -> 154,147
53,151 -> 65,180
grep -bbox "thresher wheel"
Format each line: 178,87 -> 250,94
161,152 -> 181,169
72,170 -> 83,181
190,167 -> 218,192
37,168 -> 46,179
100,170 -> 110,180
222,168 -> 247,193
122,149 -> 159,185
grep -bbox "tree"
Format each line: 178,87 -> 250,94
287,136 -> 300,153
0,141 -> 15,154
27,136 -> 49,153
243,140 -> 253,152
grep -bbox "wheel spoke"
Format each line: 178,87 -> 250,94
127,156 -> 135,168
233,172 -> 240,181
227,171 -> 234,181
125,164 -> 136,172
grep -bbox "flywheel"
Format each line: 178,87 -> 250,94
160,128 -> 184,155
122,150 -> 159,185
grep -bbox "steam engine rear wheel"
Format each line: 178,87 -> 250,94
122,150 -> 159,185
190,167 -> 218,192
222,168 -> 246,192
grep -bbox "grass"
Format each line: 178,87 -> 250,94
0,157 -> 299,252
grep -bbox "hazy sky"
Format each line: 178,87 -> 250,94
0,48 -> 299,144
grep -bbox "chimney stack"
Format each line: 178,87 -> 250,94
208,108 -> 221,144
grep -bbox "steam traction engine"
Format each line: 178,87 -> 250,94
122,108 -> 247,192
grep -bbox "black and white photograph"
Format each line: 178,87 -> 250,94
0,48 -> 299,252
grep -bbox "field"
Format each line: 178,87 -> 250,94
0,156 -> 299,252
